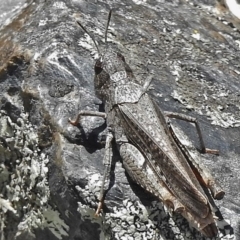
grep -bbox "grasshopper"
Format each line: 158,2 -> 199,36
69,10 -> 225,238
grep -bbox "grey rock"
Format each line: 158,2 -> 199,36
0,0 -> 239,239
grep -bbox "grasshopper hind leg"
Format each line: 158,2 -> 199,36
164,111 -> 219,155
119,142 -> 219,238
119,142 -> 185,213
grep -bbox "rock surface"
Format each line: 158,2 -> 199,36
0,0 -> 240,239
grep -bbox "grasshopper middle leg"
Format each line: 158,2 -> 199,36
165,111 -> 224,200
164,111 -> 219,155
95,128 -> 113,216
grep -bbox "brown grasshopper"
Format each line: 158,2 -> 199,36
69,10 -> 225,238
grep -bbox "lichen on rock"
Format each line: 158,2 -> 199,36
0,110 -> 68,240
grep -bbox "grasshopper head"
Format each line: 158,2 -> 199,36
94,47 -> 129,100
95,47 -> 126,76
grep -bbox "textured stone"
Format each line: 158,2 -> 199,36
0,0 -> 239,239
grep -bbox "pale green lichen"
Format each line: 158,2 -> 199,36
0,110 -> 69,239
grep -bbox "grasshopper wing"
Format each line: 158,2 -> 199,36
118,93 -> 210,219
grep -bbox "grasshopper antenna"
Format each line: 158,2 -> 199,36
76,20 -> 100,56
104,9 -> 112,44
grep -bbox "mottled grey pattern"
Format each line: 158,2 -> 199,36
0,0 -> 239,239
48,78 -> 73,98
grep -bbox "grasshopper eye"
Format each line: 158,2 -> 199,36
117,53 -> 125,62
95,59 -> 103,74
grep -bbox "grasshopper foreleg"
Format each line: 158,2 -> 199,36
69,110 -> 106,126
164,111 -> 219,155
69,110 -> 113,214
